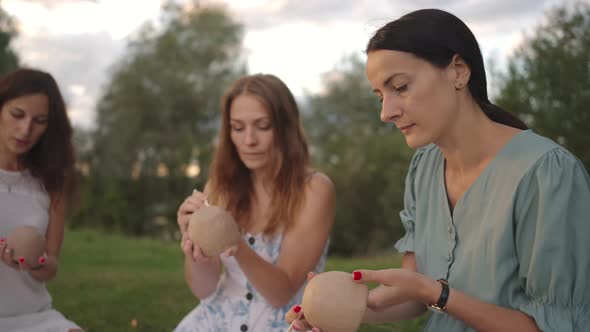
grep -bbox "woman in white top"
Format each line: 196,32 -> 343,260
174,74 -> 335,332
0,68 -> 81,332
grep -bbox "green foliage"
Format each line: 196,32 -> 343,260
304,56 -> 414,256
50,229 -> 425,332
0,6 -> 20,74
495,2 -> 590,170
74,4 -> 245,236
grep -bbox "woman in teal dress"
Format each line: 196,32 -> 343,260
287,8 -> 589,332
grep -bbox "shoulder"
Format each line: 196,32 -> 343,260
514,131 -> 585,177
305,171 -> 335,199
526,144 -> 587,181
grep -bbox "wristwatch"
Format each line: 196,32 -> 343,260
427,278 -> 450,313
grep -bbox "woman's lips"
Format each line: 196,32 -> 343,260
399,124 -> 415,135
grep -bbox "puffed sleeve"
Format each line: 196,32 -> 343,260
514,148 -> 590,331
394,148 -> 427,254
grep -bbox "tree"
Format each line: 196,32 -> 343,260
304,56 -> 413,256
495,2 -> 590,171
0,6 -> 20,74
74,4 -> 245,235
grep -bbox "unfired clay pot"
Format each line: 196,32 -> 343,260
301,271 -> 369,332
188,205 -> 241,257
6,225 -> 46,268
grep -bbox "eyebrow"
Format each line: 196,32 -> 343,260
372,73 -> 406,93
10,106 -> 48,118
229,116 -> 271,122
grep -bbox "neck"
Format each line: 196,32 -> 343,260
435,99 -> 519,174
0,147 -> 20,171
251,168 -> 272,196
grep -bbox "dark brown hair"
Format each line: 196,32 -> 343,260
0,68 -> 76,204
367,9 -> 528,130
208,74 -> 309,235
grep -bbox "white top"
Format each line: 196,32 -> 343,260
174,231 -> 328,332
0,168 -> 52,317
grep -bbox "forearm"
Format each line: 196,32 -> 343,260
185,256 -> 221,300
234,240 -> 296,308
363,300 -> 427,324
421,278 -> 541,332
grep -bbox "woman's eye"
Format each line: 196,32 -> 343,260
395,84 -> 408,93
10,111 -> 24,119
231,126 -> 244,132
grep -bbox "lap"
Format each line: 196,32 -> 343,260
0,309 -> 80,332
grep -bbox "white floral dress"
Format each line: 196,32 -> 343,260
174,232 -> 328,332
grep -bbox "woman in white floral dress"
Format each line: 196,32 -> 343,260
174,74 -> 335,332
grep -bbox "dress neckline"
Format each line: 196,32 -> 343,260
440,129 -> 532,219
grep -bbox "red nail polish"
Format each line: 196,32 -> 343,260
293,305 -> 301,313
39,257 -> 46,264
0,238 -> 5,243
353,271 -> 362,280
18,257 -> 25,263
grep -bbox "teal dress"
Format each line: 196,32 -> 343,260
395,130 -> 590,331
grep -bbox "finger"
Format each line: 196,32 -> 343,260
351,269 -> 395,285
179,201 -> 200,215
221,244 -> 238,257
190,189 -> 207,201
285,305 -> 301,323
1,246 -> 10,263
18,257 -> 31,271
192,243 -> 211,262
178,215 -> 191,232
307,272 -> 317,281
1,247 -> 18,269
285,305 -> 313,331
182,239 -> 194,256
6,247 -> 15,262
366,284 -> 403,310
37,255 -> 47,267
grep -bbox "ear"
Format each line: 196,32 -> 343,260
449,54 -> 471,90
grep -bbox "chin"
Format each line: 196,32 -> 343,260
404,135 -> 432,150
242,161 -> 267,171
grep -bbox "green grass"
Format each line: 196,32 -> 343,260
48,229 -> 425,332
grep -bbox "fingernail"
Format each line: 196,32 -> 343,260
39,257 -> 46,264
18,257 -> 25,263
353,271 -> 362,280
0,238 -> 5,243
293,305 -> 301,313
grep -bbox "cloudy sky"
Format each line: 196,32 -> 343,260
2,0 -> 581,129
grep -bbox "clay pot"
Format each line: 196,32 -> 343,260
188,205 -> 241,257
301,271 -> 369,332
6,225 -> 46,268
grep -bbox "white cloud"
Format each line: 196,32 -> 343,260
3,0 -> 582,129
